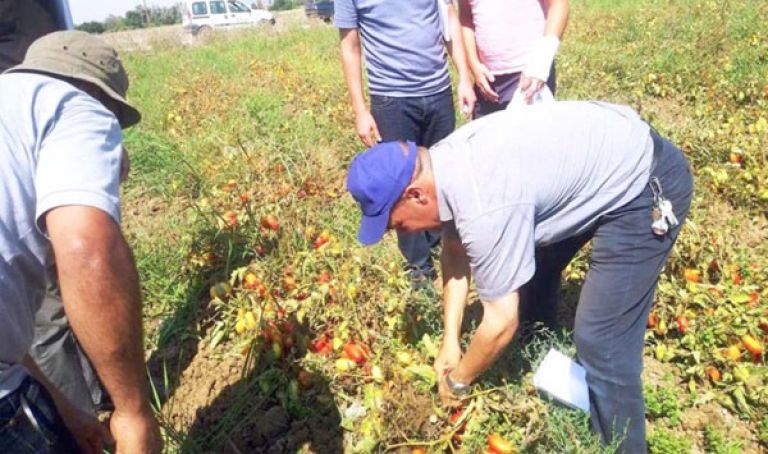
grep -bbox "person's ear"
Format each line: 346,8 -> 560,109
404,186 -> 428,205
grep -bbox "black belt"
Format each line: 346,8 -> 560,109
649,128 -> 665,174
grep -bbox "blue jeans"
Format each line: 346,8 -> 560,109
527,133 -> 693,452
0,376 -> 80,453
370,88 -> 456,279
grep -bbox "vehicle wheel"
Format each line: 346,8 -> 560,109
193,25 -> 212,37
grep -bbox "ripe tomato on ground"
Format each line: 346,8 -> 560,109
487,433 -> 515,454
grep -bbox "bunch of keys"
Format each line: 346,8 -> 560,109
650,177 -> 678,236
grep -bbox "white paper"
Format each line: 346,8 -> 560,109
533,348 -> 590,412
507,85 -> 555,109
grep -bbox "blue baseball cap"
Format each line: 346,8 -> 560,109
347,141 -> 418,245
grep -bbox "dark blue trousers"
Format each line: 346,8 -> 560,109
370,88 -> 456,280
523,134 -> 693,452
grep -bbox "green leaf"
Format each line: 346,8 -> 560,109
406,364 -> 437,388
421,333 -> 439,360
730,293 -> 751,304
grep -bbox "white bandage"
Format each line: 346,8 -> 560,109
523,35 -> 560,82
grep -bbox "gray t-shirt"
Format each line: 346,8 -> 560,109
334,0 -> 451,97
0,72 -> 122,397
431,101 -> 653,300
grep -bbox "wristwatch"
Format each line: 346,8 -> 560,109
444,370 -> 470,396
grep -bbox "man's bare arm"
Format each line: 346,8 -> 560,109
339,28 -> 380,146
457,0 -> 498,102
521,0 -> 570,102
441,224 -> 471,345
543,0 -> 570,39
434,224 -> 472,402
46,205 -> 161,453
444,2 -> 476,115
449,291 -> 520,385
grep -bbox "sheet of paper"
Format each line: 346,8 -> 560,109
507,84 -> 555,109
533,348 -> 590,412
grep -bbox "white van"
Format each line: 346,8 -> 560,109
182,0 -> 275,35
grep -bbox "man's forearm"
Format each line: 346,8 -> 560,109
442,275 -> 468,345
48,209 -> 151,416
440,236 -> 471,344
457,0 -> 480,71
544,0 -> 569,38
445,4 -> 472,83
461,25 -> 480,71
339,29 -> 367,115
451,293 -> 520,384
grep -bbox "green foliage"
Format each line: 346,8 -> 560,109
644,384 -> 683,425
75,21 -> 105,34
704,425 -> 743,454
270,0 -> 301,11
648,428 -> 692,454
80,5 -> 181,33
759,418 -> 768,445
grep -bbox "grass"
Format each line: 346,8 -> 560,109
114,0 -> 768,451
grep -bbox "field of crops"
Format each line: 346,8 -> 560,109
119,0 -> 768,452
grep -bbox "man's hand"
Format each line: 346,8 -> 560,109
472,63 -> 499,103
110,408 -> 163,454
434,341 -> 463,406
21,355 -> 111,454
355,110 -> 381,147
56,398 -> 112,454
520,35 -> 559,104
519,75 -> 545,105
456,77 -> 477,118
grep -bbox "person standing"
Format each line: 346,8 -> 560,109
459,0 -> 570,332
346,101 -> 693,452
0,31 -> 162,453
459,0 -> 569,115
335,0 -> 476,287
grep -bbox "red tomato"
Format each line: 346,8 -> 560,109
343,342 -> 367,364
487,433 -> 515,454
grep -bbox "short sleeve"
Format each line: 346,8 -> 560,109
334,0 -> 358,29
462,204 -> 536,301
34,93 -> 123,235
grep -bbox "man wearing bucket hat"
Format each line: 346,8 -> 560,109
346,101 -> 693,452
1,0 -> 110,421
0,31 -> 162,453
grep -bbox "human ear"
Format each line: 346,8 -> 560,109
404,186 -> 428,204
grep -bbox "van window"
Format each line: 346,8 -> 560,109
210,1 -> 226,14
191,2 -> 209,16
228,1 -> 249,13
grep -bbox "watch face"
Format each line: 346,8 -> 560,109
453,384 -> 469,396
446,373 -> 469,395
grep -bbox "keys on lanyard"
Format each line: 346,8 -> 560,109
649,177 -> 678,236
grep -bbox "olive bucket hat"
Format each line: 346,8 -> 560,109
4,30 -> 140,128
